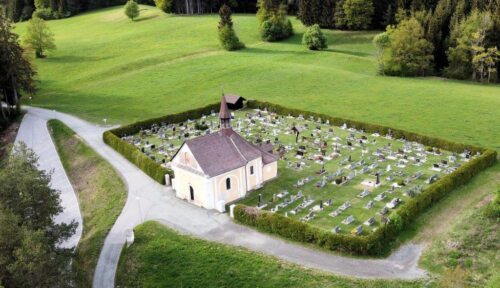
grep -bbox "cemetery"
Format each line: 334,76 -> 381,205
117,99 -> 485,237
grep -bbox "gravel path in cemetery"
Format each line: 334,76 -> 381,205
20,107 -> 428,288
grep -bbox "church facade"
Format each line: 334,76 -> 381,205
171,96 -> 278,212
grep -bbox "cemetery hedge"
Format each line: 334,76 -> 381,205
103,103 -> 220,184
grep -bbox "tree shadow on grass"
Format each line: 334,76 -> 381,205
42,55 -> 116,63
135,14 -> 159,22
325,49 -> 372,58
240,46 -> 310,57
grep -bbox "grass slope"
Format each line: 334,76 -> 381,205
116,221 -> 425,288
15,5 -> 500,150
48,120 -> 127,287
420,191 -> 499,288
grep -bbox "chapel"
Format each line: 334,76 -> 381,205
171,96 -> 278,212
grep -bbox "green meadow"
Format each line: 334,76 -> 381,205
14,5 -> 500,150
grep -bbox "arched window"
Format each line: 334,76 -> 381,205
189,186 -> 194,201
250,166 -> 254,175
226,178 -> 231,190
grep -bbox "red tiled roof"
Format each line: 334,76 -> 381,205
184,128 -> 278,177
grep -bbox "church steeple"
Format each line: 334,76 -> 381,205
219,95 -> 231,129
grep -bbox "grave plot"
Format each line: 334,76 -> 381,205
122,108 -> 478,236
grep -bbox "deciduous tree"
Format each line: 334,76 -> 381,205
23,16 -> 56,58
124,0 -> 140,21
384,18 -> 434,76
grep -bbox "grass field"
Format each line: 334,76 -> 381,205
48,120 -> 127,287
14,5 -> 500,150
116,221 -> 426,288
420,190 -> 499,288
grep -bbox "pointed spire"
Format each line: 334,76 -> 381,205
219,95 -> 232,129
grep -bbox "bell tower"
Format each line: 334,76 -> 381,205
219,95 -> 231,129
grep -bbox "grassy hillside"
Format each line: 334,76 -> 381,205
15,5 -> 500,150
48,120 -> 127,287
116,221 -> 425,288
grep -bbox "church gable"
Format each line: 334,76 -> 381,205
172,144 -> 204,175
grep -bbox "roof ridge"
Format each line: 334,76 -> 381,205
229,136 -> 249,163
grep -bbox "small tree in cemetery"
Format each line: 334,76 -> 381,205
302,24 -> 327,50
124,0 -> 140,21
217,4 -> 244,51
22,16 -> 56,58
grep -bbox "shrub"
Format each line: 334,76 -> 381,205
302,24 -> 327,50
194,122 -> 208,131
260,17 -> 293,42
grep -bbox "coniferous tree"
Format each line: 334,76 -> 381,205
343,0 -> 374,30
218,4 -> 244,51
334,0 -> 347,29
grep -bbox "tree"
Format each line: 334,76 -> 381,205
302,24 -> 327,50
218,4 -> 244,51
334,0 -> 347,29
23,16 -> 56,58
446,10 -> 494,81
259,3 -> 293,42
384,18 -> 434,76
373,32 -> 390,74
154,0 -> 174,13
0,13 -> 36,119
124,0 -> 140,21
0,144 -> 76,236
0,144 -> 76,287
343,0 -> 374,30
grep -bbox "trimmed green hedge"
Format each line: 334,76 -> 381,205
234,100 -> 497,255
103,103 -> 220,184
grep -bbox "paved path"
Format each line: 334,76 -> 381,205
20,107 -> 427,288
15,112 -> 83,249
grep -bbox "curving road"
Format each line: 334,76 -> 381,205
19,107 -> 427,288
15,112 -> 83,249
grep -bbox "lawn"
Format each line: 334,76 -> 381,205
116,221 -> 426,288
132,108 -> 460,235
48,120 -> 127,288
14,5 -> 500,150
